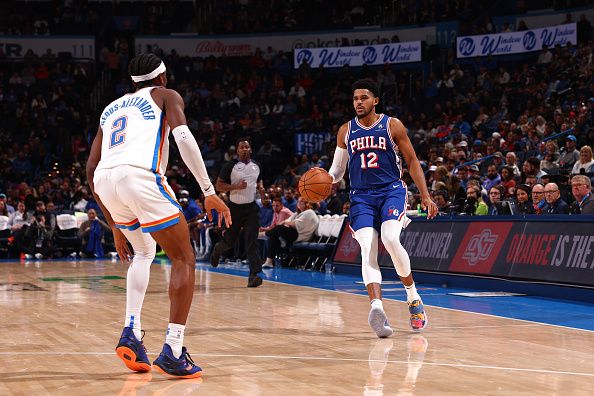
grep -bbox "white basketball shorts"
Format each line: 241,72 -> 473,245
94,165 -> 181,233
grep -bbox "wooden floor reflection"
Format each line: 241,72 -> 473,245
0,260 -> 593,395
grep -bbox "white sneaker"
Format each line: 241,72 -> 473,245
24,254 -> 33,260
34,253 -> 44,260
368,306 -> 394,338
108,252 -> 118,258
262,262 -> 274,269
69,252 -> 78,258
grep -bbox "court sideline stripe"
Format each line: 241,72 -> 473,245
0,351 -> 592,378
200,267 -> 594,334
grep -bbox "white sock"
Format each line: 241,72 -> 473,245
404,282 -> 421,303
125,308 -> 142,340
165,323 -> 185,359
370,299 -> 383,310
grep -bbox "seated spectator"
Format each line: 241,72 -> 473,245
488,186 -> 503,215
256,194 -> 273,229
432,190 -> 450,214
559,135 -> 580,169
514,184 -> 535,214
505,152 -> 521,179
482,164 -> 501,192
571,146 -> 594,175
180,196 -> 206,254
342,201 -> 350,215
8,201 -> 30,231
500,167 -> 516,197
543,183 -> 569,214
78,209 -> 112,257
20,214 -> 53,259
260,197 -> 293,233
531,183 -> 546,214
262,197 -> 318,267
325,184 -> 344,215
282,188 -> 298,212
0,193 -> 15,215
34,201 -> 56,235
0,200 -> 7,217
570,175 -> 594,215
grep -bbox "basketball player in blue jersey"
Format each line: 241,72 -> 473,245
326,78 -> 437,338
87,53 -> 231,378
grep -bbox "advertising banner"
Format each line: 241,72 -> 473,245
456,23 -> 576,58
294,132 -> 331,155
293,42 -> 422,69
0,37 -> 95,59
332,218 -> 594,287
136,26 -> 435,58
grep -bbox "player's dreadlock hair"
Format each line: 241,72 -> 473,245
352,78 -> 379,97
128,53 -> 163,88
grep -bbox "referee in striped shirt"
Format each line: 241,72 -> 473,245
212,138 -> 265,287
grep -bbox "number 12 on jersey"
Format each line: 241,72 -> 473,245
109,116 -> 128,148
360,152 -> 378,169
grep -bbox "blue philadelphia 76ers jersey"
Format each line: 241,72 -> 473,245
346,114 -> 401,190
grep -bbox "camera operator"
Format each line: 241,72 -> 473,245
462,184 -> 488,215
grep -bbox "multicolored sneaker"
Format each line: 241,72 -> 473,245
115,327 -> 151,372
152,344 -> 203,379
368,306 -> 394,338
408,300 -> 428,331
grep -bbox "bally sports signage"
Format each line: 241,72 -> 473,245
333,217 -> 594,287
456,23 -> 576,58
135,26 -> 434,58
0,36 -> 95,59
293,42 -> 422,68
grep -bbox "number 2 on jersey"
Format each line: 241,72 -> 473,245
360,152 -> 378,169
109,116 -> 128,148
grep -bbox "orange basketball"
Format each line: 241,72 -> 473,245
298,168 -> 333,203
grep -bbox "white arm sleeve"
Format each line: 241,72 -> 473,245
171,125 -> 215,196
328,146 -> 348,182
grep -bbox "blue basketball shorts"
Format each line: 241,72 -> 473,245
349,180 -> 408,232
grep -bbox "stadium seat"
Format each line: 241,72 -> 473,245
54,214 -> 81,257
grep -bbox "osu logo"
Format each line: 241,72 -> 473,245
296,49 -> 314,64
362,46 -> 377,63
458,37 -> 475,56
462,229 -> 497,266
387,206 -> 399,217
339,235 -> 359,257
522,31 -> 536,50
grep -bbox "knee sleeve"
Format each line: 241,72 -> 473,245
354,227 -> 382,286
122,229 -> 156,307
380,220 -> 411,277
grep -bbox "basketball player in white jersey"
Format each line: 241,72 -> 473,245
87,53 -> 231,378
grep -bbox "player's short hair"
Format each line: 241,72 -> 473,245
128,53 -> 163,83
236,137 -> 251,147
352,78 -> 379,97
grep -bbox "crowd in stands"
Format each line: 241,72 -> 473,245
2,0 -> 591,37
1,5 -> 594,260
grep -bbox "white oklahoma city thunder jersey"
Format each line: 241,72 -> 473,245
96,87 -> 169,175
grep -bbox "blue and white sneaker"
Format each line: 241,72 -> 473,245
115,327 -> 151,372
408,299 -> 428,331
153,344 -> 203,379
368,305 -> 394,338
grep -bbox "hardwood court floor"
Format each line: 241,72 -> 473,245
0,260 -> 593,395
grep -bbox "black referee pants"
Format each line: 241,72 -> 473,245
219,201 -> 262,275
